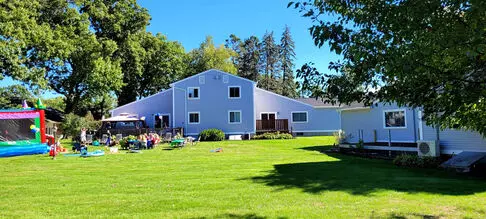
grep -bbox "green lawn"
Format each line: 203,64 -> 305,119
1,137 -> 485,218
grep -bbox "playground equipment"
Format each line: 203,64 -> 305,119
0,99 -> 48,157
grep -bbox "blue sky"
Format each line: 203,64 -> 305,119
1,0 -> 339,96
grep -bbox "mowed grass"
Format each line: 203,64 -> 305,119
1,137 -> 486,218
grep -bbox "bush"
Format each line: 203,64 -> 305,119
61,112 -> 101,138
252,132 -> 293,140
119,135 -> 137,148
393,154 -> 442,168
199,129 -> 225,141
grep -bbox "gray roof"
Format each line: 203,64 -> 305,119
295,98 -> 367,109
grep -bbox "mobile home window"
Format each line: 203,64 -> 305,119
383,109 -> 406,128
189,112 -> 200,124
291,112 -> 308,123
188,87 -> 199,99
228,111 -> 241,124
229,86 -> 240,98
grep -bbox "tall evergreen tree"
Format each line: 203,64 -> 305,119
279,26 -> 298,98
226,35 -> 261,81
260,31 -> 281,93
239,36 -> 262,81
225,34 -> 242,67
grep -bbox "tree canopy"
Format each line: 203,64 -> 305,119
0,0 -> 188,112
0,85 -> 34,109
188,36 -> 237,75
226,28 -> 299,97
291,0 -> 486,136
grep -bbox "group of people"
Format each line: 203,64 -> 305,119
75,127 -> 161,151
136,133 -> 160,149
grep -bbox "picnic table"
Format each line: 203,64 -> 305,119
170,139 -> 185,148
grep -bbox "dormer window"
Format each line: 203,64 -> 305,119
188,87 -> 199,99
228,86 -> 240,99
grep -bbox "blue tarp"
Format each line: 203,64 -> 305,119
0,144 -> 48,157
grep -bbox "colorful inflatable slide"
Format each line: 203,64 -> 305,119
0,107 -> 48,157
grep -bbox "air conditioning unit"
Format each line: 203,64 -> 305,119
417,140 -> 440,157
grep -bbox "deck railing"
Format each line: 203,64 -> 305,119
256,119 -> 289,132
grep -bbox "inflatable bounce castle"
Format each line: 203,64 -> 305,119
0,99 -> 48,157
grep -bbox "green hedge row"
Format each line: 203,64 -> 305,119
393,154 -> 442,168
253,132 -> 293,140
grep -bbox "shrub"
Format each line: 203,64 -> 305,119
61,112 -> 101,138
252,132 -> 293,140
199,129 -> 225,141
355,139 -> 364,149
119,135 -> 137,148
393,154 -> 441,168
333,130 -> 346,144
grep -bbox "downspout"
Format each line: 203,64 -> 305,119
412,108 -> 417,142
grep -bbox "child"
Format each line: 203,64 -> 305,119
147,133 -> 154,149
141,134 -> 148,149
80,127 -> 87,142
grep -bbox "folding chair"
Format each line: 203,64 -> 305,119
86,135 -> 93,144
116,134 -> 123,143
163,132 -> 172,143
101,134 -> 108,144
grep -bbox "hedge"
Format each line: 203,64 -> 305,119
199,129 -> 225,141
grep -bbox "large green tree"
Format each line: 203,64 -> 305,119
279,26 -> 298,98
0,85 -> 34,109
291,0 -> 486,136
0,0 -> 124,114
260,31 -> 281,93
137,33 -> 187,99
188,36 -> 237,75
226,35 -> 262,81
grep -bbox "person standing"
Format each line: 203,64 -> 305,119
80,127 -> 87,143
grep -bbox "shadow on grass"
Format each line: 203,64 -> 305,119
386,212 -> 441,219
247,145 -> 486,196
193,213 -> 281,219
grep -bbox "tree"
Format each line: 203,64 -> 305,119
240,36 -> 262,81
79,0 -> 152,106
42,96 -> 66,112
291,0 -> 486,136
74,93 -> 117,120
0,85 -> 34,109
188,36 -> 237,75
225,34 -> 242,67
0,0 -> 124,114
260,31 -> 281,93
279,26 -> 299,98
227,35 -> 262,81
137,33 -> 187,99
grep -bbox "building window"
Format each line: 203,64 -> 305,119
228,111 -> 241,124
291,112 -> 308,123
229,86 -> 240,99
189,112 -> 200,124
188,87 -> 199,99
383,109 -> 407,129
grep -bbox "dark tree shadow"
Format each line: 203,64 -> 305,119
246,145 -> 486,196
192,213 -> 278,219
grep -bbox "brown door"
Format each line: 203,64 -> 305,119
261,113 -> 276,130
